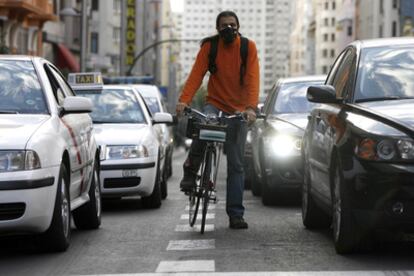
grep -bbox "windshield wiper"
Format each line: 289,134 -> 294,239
0,110 -> 19,114
355,96 -> 414,103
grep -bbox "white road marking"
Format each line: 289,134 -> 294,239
166,239 -> 215,251
175,224 -> 215,232
74,270 -> 414,275
155,260 -> 215,273
181,213 -> 215,220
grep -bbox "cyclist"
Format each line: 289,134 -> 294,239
176,10 -> 260,229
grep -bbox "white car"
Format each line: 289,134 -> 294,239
0,56 -> 101,252
73,84 -> 173,208
132,84 -> 174,198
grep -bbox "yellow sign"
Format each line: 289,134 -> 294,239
126,0 -> 136,65
67,72 -> 103,87
75,74 -> 95,84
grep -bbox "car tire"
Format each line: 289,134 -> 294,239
161,168 -> 168,200
332,160 -> 362,254
73,160 -> 102,230
302,160 -> 331,229
41,164 -> 71,252
142,153 -> 162,209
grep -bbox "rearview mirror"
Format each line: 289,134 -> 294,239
61,96 -> 93,115
307,85 -> 340,104
153,112 -> 173,125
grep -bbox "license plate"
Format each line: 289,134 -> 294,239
122,169 -> 138,177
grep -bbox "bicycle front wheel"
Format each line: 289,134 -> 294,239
200,148 -> 214,234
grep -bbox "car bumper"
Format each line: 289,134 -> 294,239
346,159 -> 414,231
0,166 -> 59,234
262,154 -> 303,189
100,156 -> 157,197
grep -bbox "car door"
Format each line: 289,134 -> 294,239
44,64 -> 94,199
309,48 -> 357,205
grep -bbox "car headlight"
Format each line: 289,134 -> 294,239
0,150 -> 41,172
264,134 -> 302,158
356,137 -> 414,161
103,145 -> 149,160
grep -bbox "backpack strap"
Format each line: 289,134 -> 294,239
239,36 -> 249,86
208,36 -> 219,74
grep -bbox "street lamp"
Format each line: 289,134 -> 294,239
60,2 -> 87,72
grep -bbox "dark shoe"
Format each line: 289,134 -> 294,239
180,173 -> 196,192
229,217 -> 248,229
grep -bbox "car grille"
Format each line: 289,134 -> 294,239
0,203 -> 25,220
103,177 -> 141,189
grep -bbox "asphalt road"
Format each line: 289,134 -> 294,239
1,146 -> 414,276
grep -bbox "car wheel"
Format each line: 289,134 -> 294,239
161,167 -> 168,200
302,160 -> 330,229
42,164 -> 71,252
332,160 -> 360,254
142,153 -> 162,209
73,160 -> 102,230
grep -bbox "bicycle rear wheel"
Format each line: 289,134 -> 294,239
188,188 -> 200,227
200,148 -> 214,234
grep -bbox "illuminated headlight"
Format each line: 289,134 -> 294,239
264,135 -> 302,158
0,150 -> 41,172
356,138 -> 414,161
103,145 -> 148,160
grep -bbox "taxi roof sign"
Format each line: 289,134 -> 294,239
68,72 -> 103,90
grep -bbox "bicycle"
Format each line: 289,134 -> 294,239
183,107 -> 246,234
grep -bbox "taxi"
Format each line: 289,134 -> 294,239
69,73 -> 173,208
0,56 -> 101,252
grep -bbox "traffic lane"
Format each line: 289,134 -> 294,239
0,149 -> 189,276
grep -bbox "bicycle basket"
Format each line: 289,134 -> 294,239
196,123 -> 227,143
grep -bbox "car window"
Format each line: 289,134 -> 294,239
143,96 -> 161,114
326,49 -> 347,85
262,84 -> 277,114
331,48 -> 356,99
44,64 -> 66,106
0,60 -> 47,114
273,81 -> 322,114
48,65 -> 76,97
75,88 -> 146,124
355,45 -> 414,102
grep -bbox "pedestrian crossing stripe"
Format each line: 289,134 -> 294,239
175,224 -> 215,232
166,239 -> 215,251
180,213 -> 215,220
156,260 -> 215,273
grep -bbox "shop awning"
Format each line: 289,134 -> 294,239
55,43 -> 80,72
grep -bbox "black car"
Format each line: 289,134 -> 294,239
302,38 -> 414,254
250,76 -> 326,205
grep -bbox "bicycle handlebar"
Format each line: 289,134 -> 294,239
183,106 -> 247,122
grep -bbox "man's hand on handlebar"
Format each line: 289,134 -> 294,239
176,102 -> 189,116
244,108 -> 257,126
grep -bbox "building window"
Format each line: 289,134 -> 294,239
393,0 -> 398,8
323,49 -> 328,58
392,21 -> 397,37
91,32 -> 99,53
325,1 -> 329,9
379,25 -> 383,37
324,18 -> 329,26
347,26 -> 353,36
380,0 -> 384,14
332,18 -> 336,26
323,65 -> 328,74
330,49 -> 335,58
92,0 -> 99,11
113,27 -> 120,43
332,1 -> 336,10
113,0 -> 121,12
331,33 -> 335,42
324,33 -> 328,41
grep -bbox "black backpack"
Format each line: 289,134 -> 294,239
205,35 -> 249,86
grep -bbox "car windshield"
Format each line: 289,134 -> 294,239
75,88 -> 146,124
273,81 -> 321,114
355,45 -> 414,102
143,96 -> 161,114
0,60 -> 47,114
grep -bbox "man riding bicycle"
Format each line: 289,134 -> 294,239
176,10 -> 260,229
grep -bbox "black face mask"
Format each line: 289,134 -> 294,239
219,26 -> 237,44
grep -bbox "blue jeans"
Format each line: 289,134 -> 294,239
184,104 -> 248,218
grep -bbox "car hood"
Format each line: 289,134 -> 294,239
93,123 -> 153,145
359,99 -> 414,127
267,113 -> 309,131
0,115 -> 49,149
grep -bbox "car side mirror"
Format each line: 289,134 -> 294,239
153,112 -> 174,125
61,96 -> 93,116
307,85 -> 340,104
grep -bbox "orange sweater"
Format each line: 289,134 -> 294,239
179,35 -> 260,114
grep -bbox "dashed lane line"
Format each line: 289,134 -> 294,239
155,260 -> 215,273
166,239 -> 215,251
